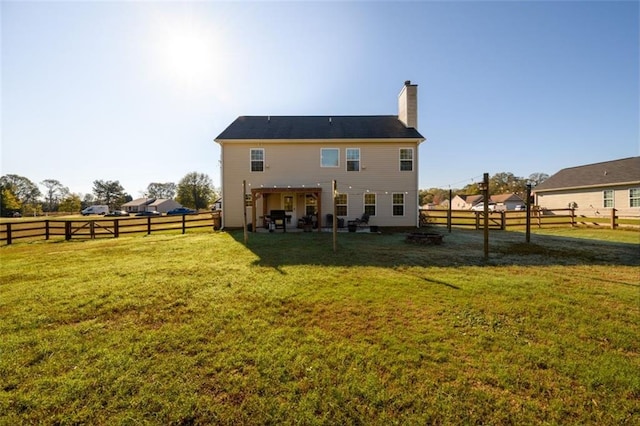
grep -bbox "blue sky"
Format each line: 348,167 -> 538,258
2,1 -> 638,197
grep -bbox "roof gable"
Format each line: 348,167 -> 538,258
215,115 -> 425,141
534,157 -> 640,192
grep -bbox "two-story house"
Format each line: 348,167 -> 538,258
214,81 -> 426,230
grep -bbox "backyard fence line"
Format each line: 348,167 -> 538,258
419,208 -> 636,231
0,212 -> 221,245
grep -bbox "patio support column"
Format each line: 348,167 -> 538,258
316,190 -> 322,232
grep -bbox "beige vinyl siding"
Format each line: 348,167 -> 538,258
220,140 -> 420,227
535,185 -> 640,218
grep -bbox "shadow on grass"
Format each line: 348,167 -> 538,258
229,227 -> 640,270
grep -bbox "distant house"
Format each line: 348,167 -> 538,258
533,157 -> 640,218
214,81 -> 426,229
490,193 -> 525,211
122,198 -> 183,214
451,193 -> 524,210
451,194 -> 483,210
122,198 -> 155,214
148,198 -> 182,214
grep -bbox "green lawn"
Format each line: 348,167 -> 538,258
1,227 -> 638,424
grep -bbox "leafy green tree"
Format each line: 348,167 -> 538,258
41,179 -> 69,212
177,172 -> 214,210
92,180 -> 128,209
59,194 -> 82,213
0,174 -> 41,214
0,188 -> 21,216
146,182 -> 177,199
419,188 -> 450,206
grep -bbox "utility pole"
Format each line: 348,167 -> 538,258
481,173 -> 489,260
333,180 -> 337,253
525,183 -> 532,243
242,180 -> 248,245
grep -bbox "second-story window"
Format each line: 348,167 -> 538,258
400,148 -> 413,171
346,148 -> 360,171
321,148 -> 339,167
250,148 -> 264,172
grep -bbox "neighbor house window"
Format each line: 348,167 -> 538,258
346,148 -> 360,171
603,189 -> 614,208
392,193 -> 404,216
630,188 -> 640,207
250,148 -> 264,172
321,148 -> 339,167
336,193 -> 347,216
400,148 -> 413,171
364,193 -> 376,216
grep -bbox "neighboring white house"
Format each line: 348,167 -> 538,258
122,198 -> 183,214
450,193 -> 524,210
533,157 -> 640,218
148,198 -> 182,214
122,198 -> 155,214
214,81 -> 426,229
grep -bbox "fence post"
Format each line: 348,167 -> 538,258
611,208 -> 617,229
114,219 -> 119,238
45,220 -> 50,240
65,221 -> 71,240
90,221 -> 95,239
182,214 -> 187,234
147,216 -> 152,235
6,223 -> 12,245
500,210 -> 505,230
475,212 -> 480,230
571,208 -> 575,227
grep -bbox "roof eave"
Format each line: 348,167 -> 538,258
534,180 -> 640,193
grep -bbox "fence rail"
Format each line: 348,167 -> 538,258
419,208 -> 637,230
0,212 -> 221,245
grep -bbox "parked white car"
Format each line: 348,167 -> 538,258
471,203 -> 496,212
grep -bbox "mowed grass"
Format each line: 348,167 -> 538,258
1,227 -> 638,424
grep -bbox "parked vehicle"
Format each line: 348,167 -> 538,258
167,207 -> 196,215
81,205 -> 109,215
514,205 -> 525,211
135,211 -> 161,217
471,203 -> 496,212
105,210 -> 130,217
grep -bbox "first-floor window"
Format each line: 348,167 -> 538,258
250,148 -> 264,172
364,193 -> 376,216
392,193 -> 404,216
603,189 -> 614,208
336,193 -> 348,216
630,188 -> 640,208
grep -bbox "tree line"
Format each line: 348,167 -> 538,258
419,172 -> 549,206
0,172 -> 218,217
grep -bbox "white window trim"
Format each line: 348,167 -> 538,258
630,188 -> 640,208
336,193 -> 348,217
392,192 -> 405,216
399,148 -> 414,172
321,148 -> 340,168
603,189 -> 614,208
364,192 -> 376,216
346,148 -> 360,172
250,148 -> 265,172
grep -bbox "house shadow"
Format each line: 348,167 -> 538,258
228,227 -> 640,272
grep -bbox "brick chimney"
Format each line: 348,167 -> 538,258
398,80 -> 418,128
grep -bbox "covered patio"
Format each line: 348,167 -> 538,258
249,187 -> 323,233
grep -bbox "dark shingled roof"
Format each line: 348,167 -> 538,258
534,157 -> 640,192
215,116 -> 425,141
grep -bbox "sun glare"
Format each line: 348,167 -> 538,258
150,18 -> 226,94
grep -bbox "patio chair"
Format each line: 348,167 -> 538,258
354,213 -> 370,227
